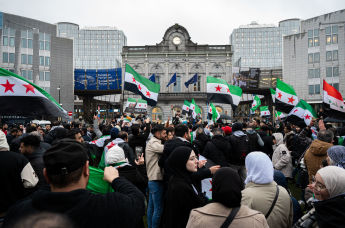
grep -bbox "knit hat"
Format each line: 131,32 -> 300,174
232,122 -> 243,132
44,139 -> 88,175
0,130 -> 9,151
221,126 -> 232,135
110,127 -> 119,138
106,145 -> 127,166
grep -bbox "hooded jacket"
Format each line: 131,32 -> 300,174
304,139 -> 333,183
272,133 -> 293,178
203,135 -> 231,167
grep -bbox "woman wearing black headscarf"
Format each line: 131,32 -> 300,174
160,146 -> 207,228
186,168 -> 269,228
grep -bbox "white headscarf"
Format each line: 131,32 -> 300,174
245,151 -> 274,185
0,130 -> 9,151
317,166 -> 345,198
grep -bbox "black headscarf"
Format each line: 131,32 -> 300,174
212,167 -> 243,208
166,146 -> 194,183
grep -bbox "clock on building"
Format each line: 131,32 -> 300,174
172,36 -> 181,45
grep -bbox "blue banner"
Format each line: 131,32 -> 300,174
108,69 -> 117,90
97,69 -> 108,90
86,69 -> 97,90
74,69 -> 85,90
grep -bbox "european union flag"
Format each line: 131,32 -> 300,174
184,73 -> 198,88
166,73 -> 177,87
149,74 -> 155,83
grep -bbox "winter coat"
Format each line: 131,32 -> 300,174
258,131 -> 274,158
304,139 -> 333,183
145,136 -> 164,181
128,123 -> 150,156
160,176 -> 207,228
203,135 -> 231,167
314,193 -> 345,228
241,181 -> 293,228
186,202 -> 269,228
192,133 -> 209,155
4,177 -> 145,228
272,133 -> 293,178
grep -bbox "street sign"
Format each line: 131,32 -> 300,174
68,111 -> 73,116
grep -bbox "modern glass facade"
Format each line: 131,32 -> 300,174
230,19 -> 300,68
57,23 -> 127,69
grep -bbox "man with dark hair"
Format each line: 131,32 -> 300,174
145,124 -> 166,228
20,135 -> 47,186
66,129 -> 84,143
6,128 -> 18,145
304,129 -> 334,183
4,139 -> 145,228
128,118 -> 151,159
203,128 -> 231,167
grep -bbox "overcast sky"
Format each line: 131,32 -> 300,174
1,0 -> 344,45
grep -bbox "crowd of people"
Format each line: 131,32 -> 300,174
1,113 -> 345,228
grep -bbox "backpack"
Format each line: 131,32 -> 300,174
230,134 -> 249,164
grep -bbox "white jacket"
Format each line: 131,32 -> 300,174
272,133 -> 293,178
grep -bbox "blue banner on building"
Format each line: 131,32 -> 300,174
86,69 -> 97,90
97,69 -> 108,90
108,69 -> 117,90
74,69 -> 86,90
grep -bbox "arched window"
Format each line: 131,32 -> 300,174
152,107 -> 163,122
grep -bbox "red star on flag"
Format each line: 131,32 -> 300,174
138,84 -> 142,90
146,91 -> 151,97
304,114 -> 311,120
277,92 -> 282,99
294,109 -> 298,113
252,104 -> 255,107
226,88 -> 230,93
215,85 -> 222,92
209,180 -> 212,191
132,77 -> 136,83
186,107 -> 189,110
288,96 -> 295,104
106,142 -> 115,149
139,104 -> 141,107
1,80 -> 15,93
23,84 -> 35,94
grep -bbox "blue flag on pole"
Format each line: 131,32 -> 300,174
149,74 -> 155,83
166,73 -> 177,87
184,73 -> 198,88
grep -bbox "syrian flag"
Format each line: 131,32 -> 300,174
0,68 -> 67,118
287,99 -> 317,127
275,79 -> 298,113
323,80 -> 345,120
270,88 -> 276,103
260,106 -> 271,117
135,99 -> 148,110
199,155 -> 212,200
275,111 -> 286,119
190,99 -> 197,119
182,100 -> 191,115
228,84 -> 242,108
207,76 -> 233,105
208,103 -> 220,121
124,64 -> 160,106
251,95 -> 261,111
124,98 -> 137,112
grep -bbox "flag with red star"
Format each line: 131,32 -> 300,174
275,79 -> 299,113
207,102 -> 220,121
123,98 -> 147,114
206,76 -> 234,105
251,95 -> 261,111
260,106 -> 271,117
124,64 -> 160,106
0,68 -> 67,118
323,80 -> 345,120
182,100 -> 191,115
287,99 -> 317,127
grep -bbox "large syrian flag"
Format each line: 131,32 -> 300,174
0,68 -> 67,118
251,95 -> 261,111
323,80 -> 345,120
287,99 -> 317,127
207,76 -> 233,105
124,64 -> 160,106
275,79 -> 298,113
182,100 -> 191,115
260,106 -> 271,117
208,103 -> 220,121
228,84 -> 242,108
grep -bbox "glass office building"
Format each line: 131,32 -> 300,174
57,23 -> 127,69
230,19 -> 300,68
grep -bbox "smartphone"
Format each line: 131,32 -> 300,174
135,146 -> 143,159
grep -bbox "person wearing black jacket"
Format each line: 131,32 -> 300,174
192,127 -> 210,155
4,139 -> 145,228
128,118 -> 151,158
202,128 -> 231,167
161,146 -> 208,228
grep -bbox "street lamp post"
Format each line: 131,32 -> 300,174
57,86 -> 61,106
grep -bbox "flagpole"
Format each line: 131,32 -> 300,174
121,65 -> 125,115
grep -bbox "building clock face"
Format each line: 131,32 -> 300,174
173,36 -> 181,45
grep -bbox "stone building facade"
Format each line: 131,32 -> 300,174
122,24 -> 232,121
